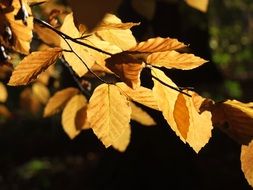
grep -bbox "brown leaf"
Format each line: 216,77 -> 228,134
0,82 -> 8,103
68,0 -> 122,30
0,105 -> 11,119
185,0 -> 209,12
32,82 -> 50,105
0,0 -> 33,54
44,87 -> 79,117
129,37 -> 187,53
61,94 -> 87,139
116,82 -> 159,110
112,125 -> 131,152
241,140 -> 253,187
87,84 -> 131,147
8,48 -> 62,86
147,50 -> 208,70
130,102 -> 156,126
106,52 -> 144,89
34,23 -> 60,46
211,100 -> 253,145
75,105 -> 90,130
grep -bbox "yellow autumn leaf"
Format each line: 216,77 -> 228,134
241,140 -> 253,187
68,0 -> 122,30
61,94 -> 87,139
211,100 -> 253,145
185,0 -> 209,12
8,48 -> 62,86
112,125 -> 131,152
116,82 -> 159,110
2,0 -> 33,54
44,87 -> 79,117
147,50 -> 208,70
130,102 -> 156,126
106,52 -> 144,89
75,105 -> 90,130
129,37 -> 187,53
183,92 -> 213,153
87,84 -> 131,147
95,14 -> 138,50
32,82 -> 50,104
152,68 -> 185,142
0,82 -> 8,103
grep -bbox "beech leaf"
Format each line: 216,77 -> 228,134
147,50 -> 208,70
106,52 -> 144,89
8,47 -> 62,86
241,140 -> 253,187
87,84 -> 131,147
44,87 -> 79,117
61,94 -> 87,139
130,102 -> 156,126
32,82 -> 50,105
112,125 -> 131,152
185,0 -> 209,12
116,82 -> 159,110
0,82 -> 8,103
75,105 -> 90,130
129,37 -> 187,53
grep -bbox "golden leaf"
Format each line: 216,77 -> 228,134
68,0 -> 122,30
75,105 -> 90,130
0,82 -> 8,103
106,52 -> 144,89
184,92 -> 213,153
130,102 -> 156,126
116,82 -> 159,110
152,68 -> 188,142
95,14 -> 138,50
212,100 -> 253,145
8,47 -> 62,86
129,37 -> 187,53
32,82 -> 50,104
112,125 -> 131,152
1,0 -> 33,54
241,140 -> 253,187
147,50 -> 208,70
34,23 -> 60,46
87,84 -> 131,147
61,94 -> 87,139
185,0 -> 209,12
44,87 -> 79,117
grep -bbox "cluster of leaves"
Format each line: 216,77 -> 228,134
0,0 -> 253,187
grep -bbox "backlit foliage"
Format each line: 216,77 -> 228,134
0,0 -> 252,187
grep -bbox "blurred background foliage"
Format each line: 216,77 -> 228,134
0,0 -> 253,189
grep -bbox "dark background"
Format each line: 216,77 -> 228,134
0,0 -> 253,189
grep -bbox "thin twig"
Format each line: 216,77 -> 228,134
34,18 -> 112,56
152,75 -> 191,97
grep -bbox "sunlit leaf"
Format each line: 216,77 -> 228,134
147,50 -> 207,70
95,14 -> 138,50
106,52 -> 144,89
44,87 -> 79,117
241,140 -> 253,187
32,82 -> 50,104
8,48 -> 62,86
0,82 -> 8,103
185,0 -> 209,12
87,84 -> 131,147
62,94 -> 87,139
130,102 -> 156,126
129,37 -> 187,53
116,82 -> 159,110
112,125 -> 131,152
